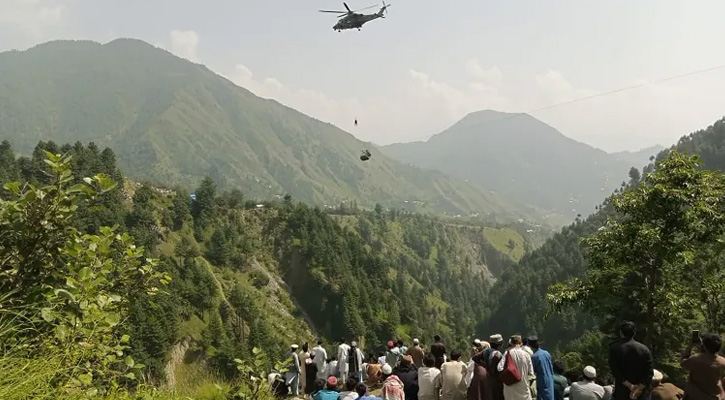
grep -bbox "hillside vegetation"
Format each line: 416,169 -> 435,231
0,139 -> 529,398
0,39 -> 541,222
481,116 -> 725,381
381,110 -> 657,221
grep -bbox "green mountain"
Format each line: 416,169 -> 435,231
0,140 -> 531,397
380,110 -> 640,220
0,39 -> 540,222
480,116 -> 725,349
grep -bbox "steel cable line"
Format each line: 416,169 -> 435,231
400,63 -> 725,143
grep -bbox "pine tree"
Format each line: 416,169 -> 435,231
0,140 -> 19,189
193,177 -> 216,230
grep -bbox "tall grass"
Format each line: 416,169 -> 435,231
0,351 -> 237,399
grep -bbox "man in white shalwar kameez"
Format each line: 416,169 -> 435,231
338,338 -> 351,383
313,339 -> 329,380
498,335 -> 535,400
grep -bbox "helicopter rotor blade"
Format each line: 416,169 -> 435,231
319,9 -> 347,13
343,2 -> 352,12
351,4 -> 379,12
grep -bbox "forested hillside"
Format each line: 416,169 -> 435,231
0,39 -> 542,222
380,110 -> 642,221
610,144 -> 665,168
0,139 -> 529,398
481,116 -> 725,378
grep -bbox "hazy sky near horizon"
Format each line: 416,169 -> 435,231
1,0 -> 725,152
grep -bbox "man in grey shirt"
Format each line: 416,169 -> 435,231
569,366 -> 605,400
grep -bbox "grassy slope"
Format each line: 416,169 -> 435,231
0,39 -> 543,222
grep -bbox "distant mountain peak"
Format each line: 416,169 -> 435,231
381,109 -> 636,220
450,110 -> 527,130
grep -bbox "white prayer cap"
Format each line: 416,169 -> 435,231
489,334 -> 504,344
473,339 -> 482,346
382,364 -> 393,375
351,341 -> 358,347
583,366 -> 597,379
653,370 -> 663,381
291,344 -> 299,349
413,338 -> 420,344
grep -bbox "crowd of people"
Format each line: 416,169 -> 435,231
268,322 -> 724,400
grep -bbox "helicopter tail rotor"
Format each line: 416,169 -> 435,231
379,1 -> 391,17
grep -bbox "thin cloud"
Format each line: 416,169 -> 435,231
0,0 -> 66,39
169,29 -> 200,63
164,29 -> 725,151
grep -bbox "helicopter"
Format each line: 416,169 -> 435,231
319,1 -> 391,32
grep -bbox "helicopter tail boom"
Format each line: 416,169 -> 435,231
378,1 -> 391,17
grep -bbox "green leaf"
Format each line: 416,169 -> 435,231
78,373 -> 93,386
40,307 -> 54,322
105,313 -> 120,327
124,355 -> 135,368
69,183 -> 95,196
56,325 -> 68,340
78,267 -> 92,280
124,372 -> 136,380
3,181 -> 20,194
53,288 -> 76,302
120,334 -> 130,344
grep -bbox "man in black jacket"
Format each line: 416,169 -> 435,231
431,335 -> 447,369
608,321 -> 654,400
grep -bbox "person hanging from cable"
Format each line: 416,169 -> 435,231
360,149 -> 371,161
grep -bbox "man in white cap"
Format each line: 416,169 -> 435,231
381,363 -> 406,400
407,338 -> 425,368
484,334 -> 505,400
285,344 -> 301,396
349,340 -> 365,383
569,366 -> 604,400
649,370 -> 683,400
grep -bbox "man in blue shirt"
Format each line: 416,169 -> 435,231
356,382 -> 383,400
529,336 -> 555,400
313,376 -> 342,400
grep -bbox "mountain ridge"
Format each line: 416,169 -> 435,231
380,110 -> 642,219
0,38 -> 544,223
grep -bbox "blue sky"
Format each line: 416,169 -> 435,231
2,0 -> 725,151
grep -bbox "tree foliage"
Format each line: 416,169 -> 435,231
484,117 -> 725,352
548,151 -> 725,375
0,150 -> 169,396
